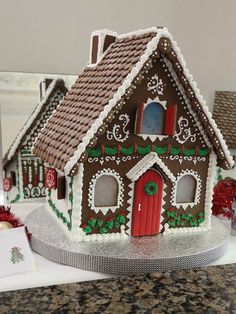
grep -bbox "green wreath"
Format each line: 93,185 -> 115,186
144,181 -> 158,196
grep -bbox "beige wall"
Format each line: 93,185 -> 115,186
0,0 -> 235,110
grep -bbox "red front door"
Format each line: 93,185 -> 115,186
132,169 -> 163,237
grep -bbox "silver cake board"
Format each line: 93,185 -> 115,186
25,206 -> 229,275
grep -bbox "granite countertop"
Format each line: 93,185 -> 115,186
0,264 -> 236,313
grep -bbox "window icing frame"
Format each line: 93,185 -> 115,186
88,168 -> 124,215
171,170 -> 202,209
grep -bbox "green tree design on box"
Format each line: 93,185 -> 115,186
10,246 -> 25,264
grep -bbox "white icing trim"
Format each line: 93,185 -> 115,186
162,57 -> 210,148
171,170 -> 202,209
71,163 -> 84,241
17,152 -> 24,200
88,29 -> 118,66
106,113 -> 130,142
127,152 -> 175,182
64,26 -> 233,174
164,223 -> 209,235
160,183 -> 167,229
126,182 -> 135,236
88,168 -> 124,215
144,96 -> 167,110
162,51 -> 233,168
137,134 -> 168,142
201,151 -> 217,229
7,80 -> 58,161
81,226 -> 128,242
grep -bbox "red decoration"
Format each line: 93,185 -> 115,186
132,169 -> 163,237
3,177 -> 12,192
0,206 -> 23,228
164,105 -> 177,135
212,179 -> 236,219
45,168 -> 57,189
135,103 -> 145,134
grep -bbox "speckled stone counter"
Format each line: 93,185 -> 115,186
0,264 -> 236,313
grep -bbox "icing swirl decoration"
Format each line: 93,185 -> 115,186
106,114 -> 130,142
147,74 -> 164,95
174,117 -> 196,144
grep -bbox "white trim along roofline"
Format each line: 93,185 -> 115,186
126,152 -> 175,182
7,79 -> 58,161
64,27 -> 234,175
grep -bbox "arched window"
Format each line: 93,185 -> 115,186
88,169 -> 124,214
176,175 -> 197,203
142,102 -> 165,134
94,175 -> 118,207
135,98 -> 177,137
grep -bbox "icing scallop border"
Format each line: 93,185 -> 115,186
88,168 -> 124,215
171,170 -> 202,210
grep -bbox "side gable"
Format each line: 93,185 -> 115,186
213,91 -> 236,150
33,27 -> 234,175
3,79 -> 67,169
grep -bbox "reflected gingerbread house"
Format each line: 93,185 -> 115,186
3,79 -> 68,203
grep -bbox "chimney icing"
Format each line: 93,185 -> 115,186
39,78 -> 53,101
89,30 -> 117,66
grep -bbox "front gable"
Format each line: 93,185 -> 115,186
90,52 -> 210,158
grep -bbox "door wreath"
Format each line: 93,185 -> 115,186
144,181 -> 158,196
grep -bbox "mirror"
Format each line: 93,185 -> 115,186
0,72 -> 77,155
0,72 -> 77,203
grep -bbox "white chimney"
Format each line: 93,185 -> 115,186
89,29 -> 117,66
39,78 -> 53,101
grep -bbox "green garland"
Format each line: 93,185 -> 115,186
82,213 -> 126,235
87,144 -> 209,158
48,177 -> 74,231
166,209 -> 205,228
144,181 -> 158,196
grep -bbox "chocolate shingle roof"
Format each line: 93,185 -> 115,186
213,91 -> 236,149
33,27 -> 234,174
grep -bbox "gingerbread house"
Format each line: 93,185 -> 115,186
33,28 -> 234,241
3,79 -> 68,203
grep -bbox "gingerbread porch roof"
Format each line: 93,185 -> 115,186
3,79 -> 67,168
212,91 -> 236,149
33,27 -> 234,174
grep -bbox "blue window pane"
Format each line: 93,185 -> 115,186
142,102 -> 164,134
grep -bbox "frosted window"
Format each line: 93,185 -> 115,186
94,175 -> 118,207
142,102 -> 165,134
176,175 -> 196,203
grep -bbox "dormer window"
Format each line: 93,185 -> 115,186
135,97 -> 177,141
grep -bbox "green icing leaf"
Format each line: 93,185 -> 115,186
184,147 -> 196,156
198,148 -> 209,156
155,146 -> 168,155
137,145 -> 151,155
120,145 -> 134,155
105,146 -> 118,155
170,146 -> 181,155
88,147 -> 102,157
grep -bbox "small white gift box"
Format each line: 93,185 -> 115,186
0,226 -> 35,277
